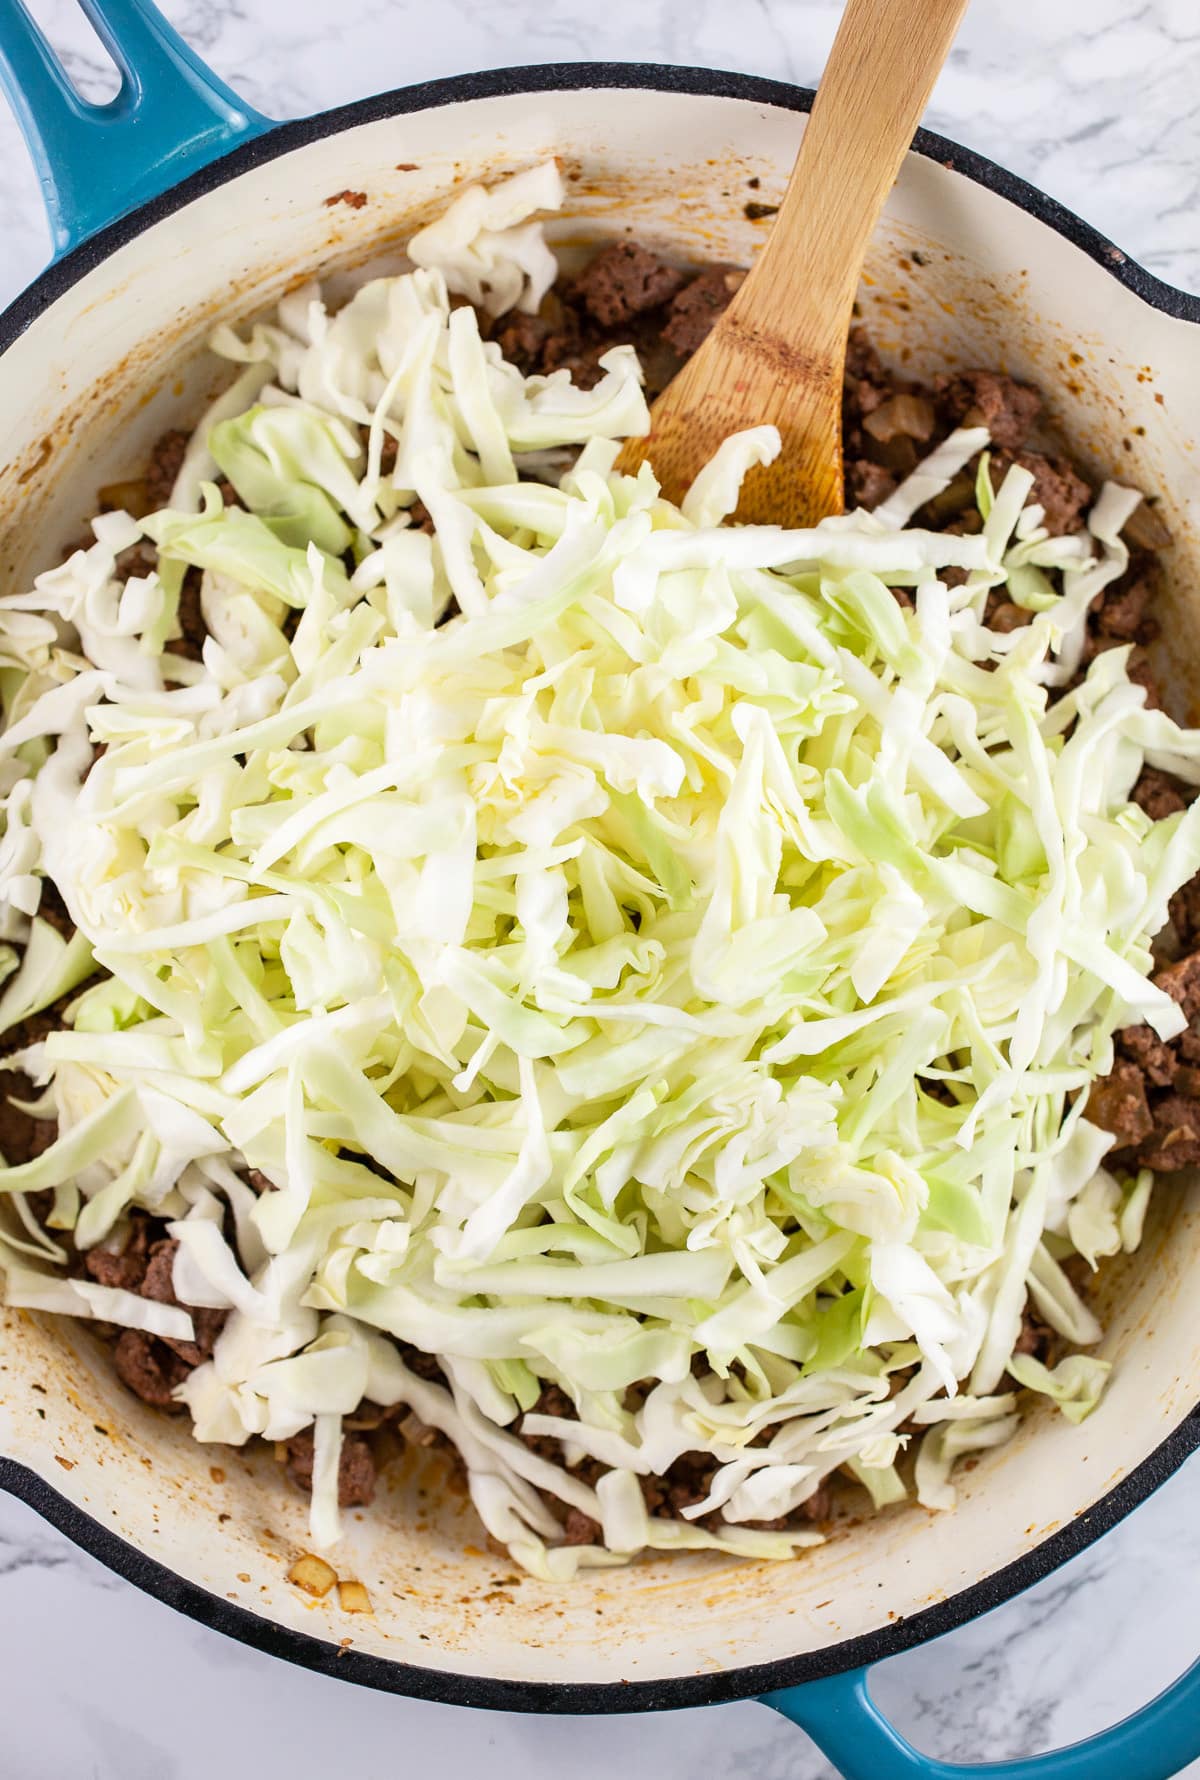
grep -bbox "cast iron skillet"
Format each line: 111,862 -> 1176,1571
0,4 -> 1197,1776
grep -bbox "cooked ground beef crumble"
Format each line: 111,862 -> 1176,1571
2,236 -> 1186,1546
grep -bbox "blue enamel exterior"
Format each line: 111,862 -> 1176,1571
765,1649 -> 1200,1779
0,10 -> 1196,1774
0,0 -> 269,256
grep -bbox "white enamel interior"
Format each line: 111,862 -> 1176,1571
0,83 -> 1198,1694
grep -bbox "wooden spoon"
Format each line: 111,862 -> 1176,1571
617,0 -> 970,525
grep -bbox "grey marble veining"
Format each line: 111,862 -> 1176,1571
0,1 -> 1198,1775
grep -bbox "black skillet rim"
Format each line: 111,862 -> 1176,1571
1,60 -> 1198,1715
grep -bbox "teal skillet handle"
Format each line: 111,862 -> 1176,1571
762,1653 -> 1200,1780
0,0 -> 272,259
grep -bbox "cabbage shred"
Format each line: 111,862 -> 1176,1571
0,165 -> 1196,1579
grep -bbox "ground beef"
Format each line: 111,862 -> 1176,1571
144,428 -> 188,511
845,326 -> 886,388
1137,1094 -> 1200,1171
484,275 -> 681,397
534,1374 -> 573,1416
571,241 -> 686,328
658,1452 -> 719,1517
847,460 -> 897,510
125,432 -> 207,659
526,1382 -> 575,1420
1126,648 -> 1163,710
519,1383 -> 579,1464
1099,935 -> 1200,1168
934,369 -> 1042,450
1098,572 -> 1155,642
990,449 -> 1091,535
114,541 -> 158,586
1014,1306 -> 1055,1363
83,1219 -> 151,1291
165,567 -> 207,663
845,353 -> 1052,530
139,1237 -> 179,1304
1171,877 -> 1200,949
1118,1023 -> 1178,1088
1154,953 -> 1200,1022
337,1433 -> 379,1509
491,290 -> 580,376
0,986 -> 95,1166
797,1484 -> 832,1523
345,1398 -> 401,1433
396,1342 -> 449,1387
286,1428 -> 377,1507
82,1247 -> 146,1290
407,498 -> 435,536
1133,767 -> 1189,821
136,1236 -> 226,1365
661,265 -> 745,357
112,1330 -> 190,1410
0,1067 -> 56,1168
37,878 -> 76,939
2,993 -> 87,1058
481,250 -> 735,407
78,1218 -> 227,1397
1085,1060 -> 1154,1148
562,1508 -> 602,1545
492,310 -> 554,373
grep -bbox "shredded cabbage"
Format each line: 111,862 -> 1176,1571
0,163 -> 1193,1579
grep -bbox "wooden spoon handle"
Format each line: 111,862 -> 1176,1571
737,0 -> 969,350
618,0 -> 969,525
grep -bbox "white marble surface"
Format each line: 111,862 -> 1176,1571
0,1 -> 1198,1775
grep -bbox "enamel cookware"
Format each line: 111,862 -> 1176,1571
0,6 -> 1197,1774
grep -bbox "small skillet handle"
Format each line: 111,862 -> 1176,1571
0,0 -> 271,259
762,1653 -> 1200,1780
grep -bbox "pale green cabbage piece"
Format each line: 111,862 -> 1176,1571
1006,1352 -> 1112,1424
0,163 -> 1195,1578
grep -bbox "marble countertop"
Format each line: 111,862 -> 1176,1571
0,1 -> 1197,1775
